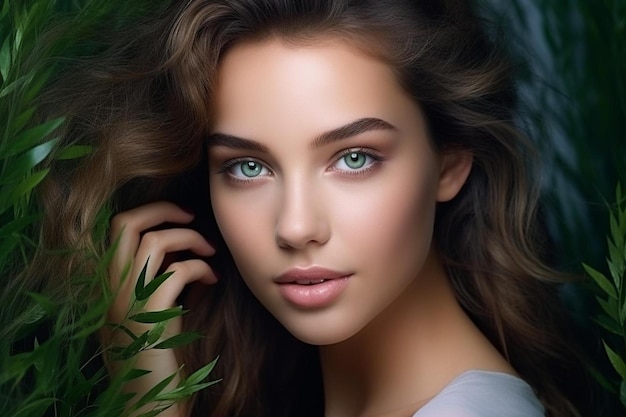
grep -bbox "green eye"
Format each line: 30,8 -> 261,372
343,152 -> 367,169
240,161 -> 263,177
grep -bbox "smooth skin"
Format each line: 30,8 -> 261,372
108,38 -> 514,417
106,202 -> 217,416
208,38 -> 514,417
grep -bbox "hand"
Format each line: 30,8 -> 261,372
105,201 -> 217,416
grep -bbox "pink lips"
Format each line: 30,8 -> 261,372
275,267 -> 352,309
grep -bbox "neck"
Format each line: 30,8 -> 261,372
319,250 -> 513,417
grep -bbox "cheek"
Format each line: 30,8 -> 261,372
210,186 -> 273,277
333,168 -> 438,265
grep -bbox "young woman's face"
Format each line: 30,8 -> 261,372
208,38 -> 469,345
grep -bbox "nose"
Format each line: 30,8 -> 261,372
274,178 -> 330,250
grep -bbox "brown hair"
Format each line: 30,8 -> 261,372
31,0 -> 587,416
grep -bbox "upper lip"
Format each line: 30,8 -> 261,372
275,266 -> 351,283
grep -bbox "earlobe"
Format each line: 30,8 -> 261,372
436,150 -> 473,202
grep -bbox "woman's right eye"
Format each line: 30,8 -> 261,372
224,158 -> 271,180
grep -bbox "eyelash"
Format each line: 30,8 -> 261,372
218,148 -> 383,184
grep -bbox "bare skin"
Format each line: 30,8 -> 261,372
105,202 -> 217,416
107,38 -> 515,417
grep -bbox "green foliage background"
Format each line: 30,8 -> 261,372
0,0 -> 624,415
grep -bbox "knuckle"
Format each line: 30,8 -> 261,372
167,262 -> 188,276
141,231 -> 162,247
110,212 -> 134,234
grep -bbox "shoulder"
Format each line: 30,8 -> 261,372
412,370 -> 545,417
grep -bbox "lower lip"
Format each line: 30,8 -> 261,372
277,276 -> 351,309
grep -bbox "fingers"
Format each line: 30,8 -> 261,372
144,259 -> 217,312
110,201 -> 195,283
108,202 -> 217,322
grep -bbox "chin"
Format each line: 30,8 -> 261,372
279,316 -> 366,346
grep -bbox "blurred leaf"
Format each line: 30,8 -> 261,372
0,35 -> 10,81
5,117 -> 64,157
56,144 -> 92,160
584,263 -> 618,299
604,341 -> 626,380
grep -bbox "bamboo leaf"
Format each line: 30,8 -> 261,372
10,106 -> 37,137
592,315 -> 622,336
124,368 -> 152,382
0,168 -> 50,214
138,271 -> 174,302
129,307 -> 186,324
184,356 -> 219,387
134,257 -> 150,301
114,331 -> 150,361
0,35 -> 10,81
0,73 -> 28,98
12,398 -> 55,417
154,380 -> 221,401
604,341 -> 626,380
146,320 -> 167,345
596,295 -> 618,319
56,144 -> 92,160
152,332 -> 202,350
584,263 -> 618,299
133,372 -> 177,410
6,117 -> 64,157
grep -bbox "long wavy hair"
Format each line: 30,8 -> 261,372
28,0 -> 588,416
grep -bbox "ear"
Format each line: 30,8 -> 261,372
436,150 -> 473,202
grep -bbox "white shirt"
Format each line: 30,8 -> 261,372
413,370 -> 545,417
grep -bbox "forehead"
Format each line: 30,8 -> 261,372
211,38 -> 418,138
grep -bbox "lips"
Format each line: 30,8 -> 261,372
275,266 -> 352,308
275,266 -> 351,283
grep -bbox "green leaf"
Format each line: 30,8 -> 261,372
27,292 -> 57,315
114,331 -> 150,361
621,380 -> 626,408
124,368 -> 152,382
10,106 -> 37,136
596,295 -> 618,319
0,35 -> 10,81
138,271 -> 174,302
0,73 -> 28,98
0,168 -> 50,214
146,320 -> 167,345
12,398 -> 55,417
133,372 -> 177,410
584,263 -> 618,299
604,341 -> 626,380
129,307 -> 186,324
154,380 -> 221,401
592,315 -> 622,336
6,117 -> 64,157
134,257 -> 150,300
56,144 -> 92,160
184,356 -> 219,387
153,332 -> 202,350
136,405 -> 175,417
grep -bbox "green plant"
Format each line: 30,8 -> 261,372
0,1 -> 218,415
584,184 -> 626,409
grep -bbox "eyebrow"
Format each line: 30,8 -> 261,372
207,117 -> 396,151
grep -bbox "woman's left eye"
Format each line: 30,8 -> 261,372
332,150 -> 379,173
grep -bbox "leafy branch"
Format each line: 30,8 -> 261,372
1,1 -> 218,416
585,184 -> 626,408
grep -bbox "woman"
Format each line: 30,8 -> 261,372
37,0 -> 586,416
